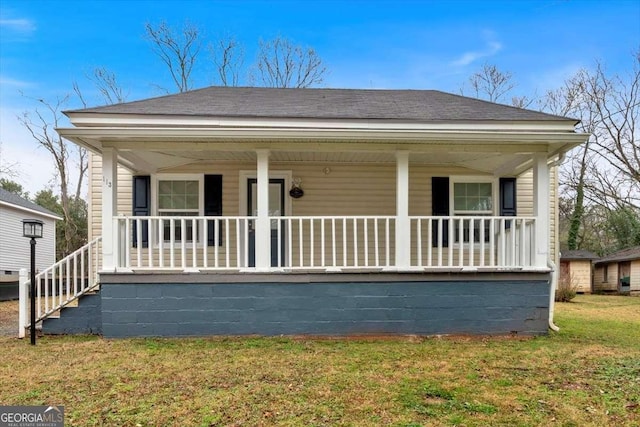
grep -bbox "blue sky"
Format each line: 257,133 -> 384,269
1,0 -> 639,194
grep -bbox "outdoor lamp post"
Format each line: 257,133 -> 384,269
22,219 -> 43,345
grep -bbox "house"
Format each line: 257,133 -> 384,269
27,87 -> 587,338
0,188 -> 62,300
593,246 -> 640,294
559,250 -> 598,293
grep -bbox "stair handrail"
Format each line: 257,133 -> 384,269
18,237 -> 102,338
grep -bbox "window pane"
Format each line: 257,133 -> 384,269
185,180 -> 199,195
172,181 -> 186,194
159,181 -> 172,195
479,183 -> 492,197
157,179 -> 201,243
453,182 -> 493,213
454,196 -> 467,211
186,195 -> 199,210
158,195 -> 172,209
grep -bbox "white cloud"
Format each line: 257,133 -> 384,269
529,63 -> 585,91
451,41 -> 502,67
0,76 -> 34,88
0,18 -> 36,34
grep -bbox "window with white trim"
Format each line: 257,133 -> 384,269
157,178 -> 201,243
452,181 -> 493,243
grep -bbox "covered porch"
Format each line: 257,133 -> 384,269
92,143 -> 556,274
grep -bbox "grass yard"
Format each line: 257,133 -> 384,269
0,295 -> 638,426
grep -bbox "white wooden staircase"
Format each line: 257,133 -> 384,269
18,237 -> 102,337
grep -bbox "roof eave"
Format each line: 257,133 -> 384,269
0,200 -> 63,221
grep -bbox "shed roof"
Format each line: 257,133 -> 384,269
595,246 -> 640,264
560,250 -> 599,261
66,87 -> 578,123
0,188 -> 62,220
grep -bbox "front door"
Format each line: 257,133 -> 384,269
248,178 -> 285,267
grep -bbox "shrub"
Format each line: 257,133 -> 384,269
555,272 -> 577,302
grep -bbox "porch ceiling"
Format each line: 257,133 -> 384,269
116,148 -> 534,176
60,125 -> 587,176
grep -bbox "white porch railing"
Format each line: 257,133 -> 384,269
410,216 -> 537,269
19,237 -> 102,337
113,215 -> 538,271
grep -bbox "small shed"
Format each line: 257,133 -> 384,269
594,246 -> 640,294
0,188 -> 62,300
559,250 -> 599,293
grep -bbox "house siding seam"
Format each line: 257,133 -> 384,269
99,280 -> 550,337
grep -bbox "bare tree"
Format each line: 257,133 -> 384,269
579,58 -> 640,208
0,141 -> 19,178
547,52 -> 640,252
462,63 -> 515,103
145,20 -> 202,93
18,95 -> 87,257
544,77 -> 597,250
254,36 -> 327,88
211,35 -> 244,87
461,63 -> 536,108
73,67 -> 128,106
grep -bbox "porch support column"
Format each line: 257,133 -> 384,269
102,147 -> 118,272
255,149 -> 271,270
395,151 -> 411,269
533,153 -> 550,268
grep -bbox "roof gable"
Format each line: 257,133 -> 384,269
65,87 -> 577,123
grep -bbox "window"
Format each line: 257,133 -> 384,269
157,179 -> 201,242
452,181 -> 493,243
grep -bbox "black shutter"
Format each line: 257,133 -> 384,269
204,174 -> 223,246
431,177 -> 449,247
500,177 -> 517,229
132,175 -> 150,248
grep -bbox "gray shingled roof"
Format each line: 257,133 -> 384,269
66,87 -> 577,123
560,250 -> 599,261
594,246 -> 640,264
0,188 -> 61,219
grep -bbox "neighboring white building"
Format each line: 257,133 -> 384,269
0,188 -> 62,279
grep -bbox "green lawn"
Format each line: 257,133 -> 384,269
0,294 -> 638,426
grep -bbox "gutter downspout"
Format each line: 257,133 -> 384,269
547,259 -> 560,332
547,152 -> 565,332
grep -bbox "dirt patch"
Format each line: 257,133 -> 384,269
0,300 -> 18,337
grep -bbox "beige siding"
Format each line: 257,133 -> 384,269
594,263 -> 619,291
517,166 -> 558,265
631,260 -> 640,292
88,152 -> 132,241
569,260 -> 592,293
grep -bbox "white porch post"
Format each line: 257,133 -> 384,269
102,147 -> 118,271
395,151 -> 411,269
533,153 -> 550,268
18,268 -> 27,338
255,150 -> 270,270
